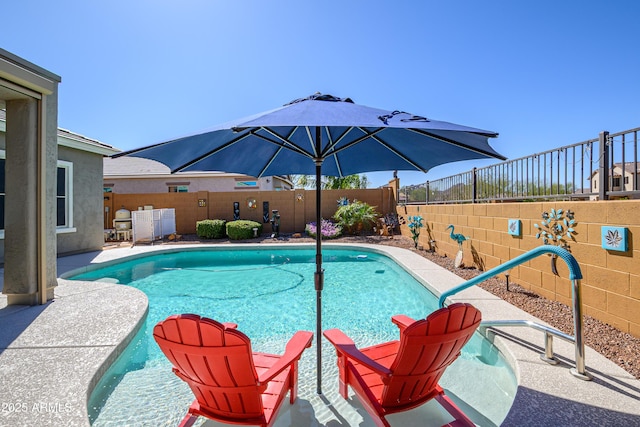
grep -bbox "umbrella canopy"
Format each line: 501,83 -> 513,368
115,93 -> 505,394
119,93 -> 503,177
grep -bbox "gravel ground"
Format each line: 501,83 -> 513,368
152,232 -> 640,380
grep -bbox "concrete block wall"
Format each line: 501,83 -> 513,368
104,187 -> 394,236
398,200 -> 640,338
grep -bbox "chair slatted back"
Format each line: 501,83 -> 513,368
153,314 -> 264,420
382,303 -> 481,408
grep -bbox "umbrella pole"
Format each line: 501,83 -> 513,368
314,130 -> 324,395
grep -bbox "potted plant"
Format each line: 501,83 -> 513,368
333,200 -> 379,235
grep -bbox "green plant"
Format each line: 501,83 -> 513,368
333,200 -> 379,235
196,219 -> 227,239
226,220 -> 262,240
407,215 -> 423,248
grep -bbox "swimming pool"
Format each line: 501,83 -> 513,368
70,246 -> 516,426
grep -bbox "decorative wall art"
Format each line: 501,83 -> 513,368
263,201 -> 270,223
233,202 -> 240,220
508,219 -> 521,236
601,226 -> 628,252
533,208 -> 578,275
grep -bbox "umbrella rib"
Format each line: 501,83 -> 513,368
320,127 -> 386,176
369,133 -> 428,171
111,139 -> 170,158
408,128 -> 506,160
256,145 -> 285,178
322,127 -> 384,158
322,126 -> 345,177
258,127 -> 315,159
170,130 -> 254,172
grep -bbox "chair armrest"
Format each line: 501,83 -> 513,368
323,329 -> 391,378
391,315 -> 415,333
258,331 -> 313,384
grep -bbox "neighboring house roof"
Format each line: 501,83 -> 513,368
618,162 -> 640,174
105,156 -> 177,176
0,109 -> 118,156
589,162 -> 640,179
104,156 -> 247,178
104,156 -> 295,188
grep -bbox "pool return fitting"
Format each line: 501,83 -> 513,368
438,245 -> 591,381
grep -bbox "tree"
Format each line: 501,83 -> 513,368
324,175 -> 369,189
292,174 -> 369,189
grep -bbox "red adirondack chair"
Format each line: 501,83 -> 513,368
153,314 -> 313,427
323,302 -> 481,427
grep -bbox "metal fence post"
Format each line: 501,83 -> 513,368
426,181 -> 430,204
599,131 -> 610,200
472,167 -> 477,203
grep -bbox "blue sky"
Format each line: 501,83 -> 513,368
3,1 -> 639,188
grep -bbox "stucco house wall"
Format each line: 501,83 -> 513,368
0,111 -> 118,261
589,163 -> 640,200
55,145 -> 106,255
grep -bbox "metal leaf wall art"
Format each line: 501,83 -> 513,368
533,208 -> 577,274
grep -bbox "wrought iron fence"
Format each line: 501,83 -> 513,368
401,126 -> 640,204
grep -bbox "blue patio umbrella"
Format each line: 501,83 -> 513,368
114,93 -> 505,394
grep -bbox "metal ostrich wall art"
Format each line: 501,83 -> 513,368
447,225 -> 469,268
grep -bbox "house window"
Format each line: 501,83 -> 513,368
57,160 -> 74,229
625,176 -> 629,184
612,177 -> 621,188
168,185 -> 189,193
235,180 -> 258,189
103,187 -> 113,193
0,152 -> 73,236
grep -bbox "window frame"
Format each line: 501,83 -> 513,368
0,150 -> 75,239
56,160 -> 76,233
168,184 -> 189,193
612,176 -> 621,188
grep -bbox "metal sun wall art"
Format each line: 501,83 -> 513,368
601,226 -> 628,252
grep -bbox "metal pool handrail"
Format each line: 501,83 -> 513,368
438,245 -> 591,380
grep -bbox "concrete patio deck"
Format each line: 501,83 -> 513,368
1,243 -> 639,426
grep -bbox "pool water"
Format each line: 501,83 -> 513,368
73,247 -> 516,426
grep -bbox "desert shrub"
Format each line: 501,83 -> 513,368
305,219 -> 342,239
226,220 -> 262,240
196,219 -> 227,239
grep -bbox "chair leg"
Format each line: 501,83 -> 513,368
178,413 -> 199,427
336,355 -> 349,399
338,378 -> 349,399
289,362 -> 299,403
434,391 -> 475,427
